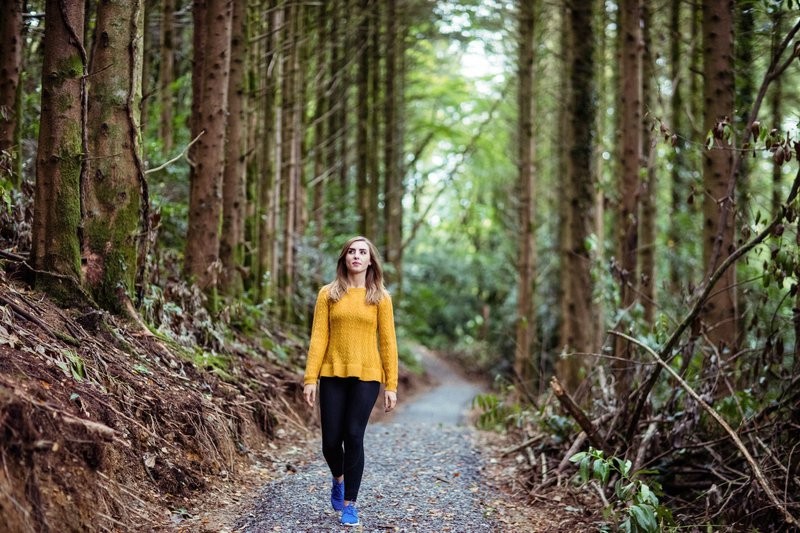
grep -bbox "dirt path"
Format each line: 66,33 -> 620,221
231,347 -> 499,532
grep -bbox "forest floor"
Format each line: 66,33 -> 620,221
0,272 -> 597,532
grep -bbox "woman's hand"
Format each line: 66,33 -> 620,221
303,383 -> 317,407
384,390 -> 397,412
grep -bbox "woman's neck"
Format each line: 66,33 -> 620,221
347,273 -> 367,288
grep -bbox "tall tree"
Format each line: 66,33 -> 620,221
32,0 -> 86,301
639,2 -> 656,324
184,0 -> 233,295
558,0 -> 596,392
515,0 -> 537,391
159,0 -> 176,154
613,0 -> 643,398
311,3 -> 328,246
0,0 -> 23,187
280,0 -> 300,318
83,0 -> 146,314
220,0 -> 248,296
357,0 -> 370,237
256,0 -> 280,303
367,0 -> 382,242
384,0 -> 402,287
667,0 -> 686,289
701,0 -> 737,353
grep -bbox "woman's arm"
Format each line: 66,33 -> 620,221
377,295 -> 399,393
303,287 -> 330,388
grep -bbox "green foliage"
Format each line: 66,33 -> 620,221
570,447 -> 674,533
472,392 -> 523,432
56,349 -> 86,382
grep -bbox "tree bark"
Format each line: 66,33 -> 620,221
311,2 -> 327,247
367,0 -> 381,242
32,0 -> 86,302
701,0 -> 737,353
667,0 -> 686,290
383,0 -> 402,288
83,0 -> 146,314
557,0 -> 596,393
514,0 -> 537,392
184,0 -> 233,297
639,2 -> 655,324
0,0 -> 23,187
158,0 -> 175,154
613,0 -> 643,398
256,0 -> 280,303
356,0 -> 370,237
220,0 -> 248,296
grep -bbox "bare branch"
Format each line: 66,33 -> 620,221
610,330 -> 799,529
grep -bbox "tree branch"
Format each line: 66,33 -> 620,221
610,330 -> 799,529
625,161 -> 800,444
144,131 -> 205,175
550,376 -> 606,452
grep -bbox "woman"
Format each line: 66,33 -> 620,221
303,236 -> 399,527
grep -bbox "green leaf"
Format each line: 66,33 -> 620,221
594,458 -> 609,483
630,504 -> 658,533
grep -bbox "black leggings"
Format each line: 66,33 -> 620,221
319,377 -> 380,502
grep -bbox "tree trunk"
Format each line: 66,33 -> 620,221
140,0 -> 155,126
32,0 -> 86,303
311,3 -> 327,247
613,0 -> 643,398
557,0 -> 596,393
639,2 -> 655,324
367,0 -> 381,242
515,0 -> 537,392
184,0 -> 233,298
667,0 -> 686,290
701,0 -> 737,353
0,0 -> 23,187
383,0 -> 402,286
159,0 -> 175,154
219,0 -> 248,296
83,0 -> 145,314
257,1 -> 280,303
356,0 -> 370,237
280,1 -> 298,319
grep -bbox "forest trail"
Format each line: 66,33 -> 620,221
229,347 -> 499,532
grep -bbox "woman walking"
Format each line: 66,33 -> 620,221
303,236 -> 399,527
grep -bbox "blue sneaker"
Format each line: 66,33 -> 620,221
340,503 -> 359,526
330,477 -> 344,511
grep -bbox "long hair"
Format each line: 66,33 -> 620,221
326,236 -> 389,305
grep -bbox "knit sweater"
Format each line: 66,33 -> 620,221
303,286 -> 399,392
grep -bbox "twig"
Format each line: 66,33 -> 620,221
0,249 -> 26,262
144,131 -> 205,174
550,376 -> 606,452
0,293 -> 80,346
501,434 -> 544,457
558,432 -> 588,475
610,330 -> 799,529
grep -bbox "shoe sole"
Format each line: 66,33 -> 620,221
341,521 -> 360,527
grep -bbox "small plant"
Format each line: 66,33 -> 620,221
472,392 -> 522,431
570,447 -> 674,532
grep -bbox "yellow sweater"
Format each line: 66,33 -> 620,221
303,286 -> 399,392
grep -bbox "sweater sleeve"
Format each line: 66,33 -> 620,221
303,287 -> 330,385
377,294 -> 399,392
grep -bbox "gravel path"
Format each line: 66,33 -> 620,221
234,349 -> 499,532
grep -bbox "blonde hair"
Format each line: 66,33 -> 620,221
326,236 -> 389,305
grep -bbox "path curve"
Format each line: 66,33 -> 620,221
234,347 -> 498,532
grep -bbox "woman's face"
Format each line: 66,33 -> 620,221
345,240 -> 371,275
